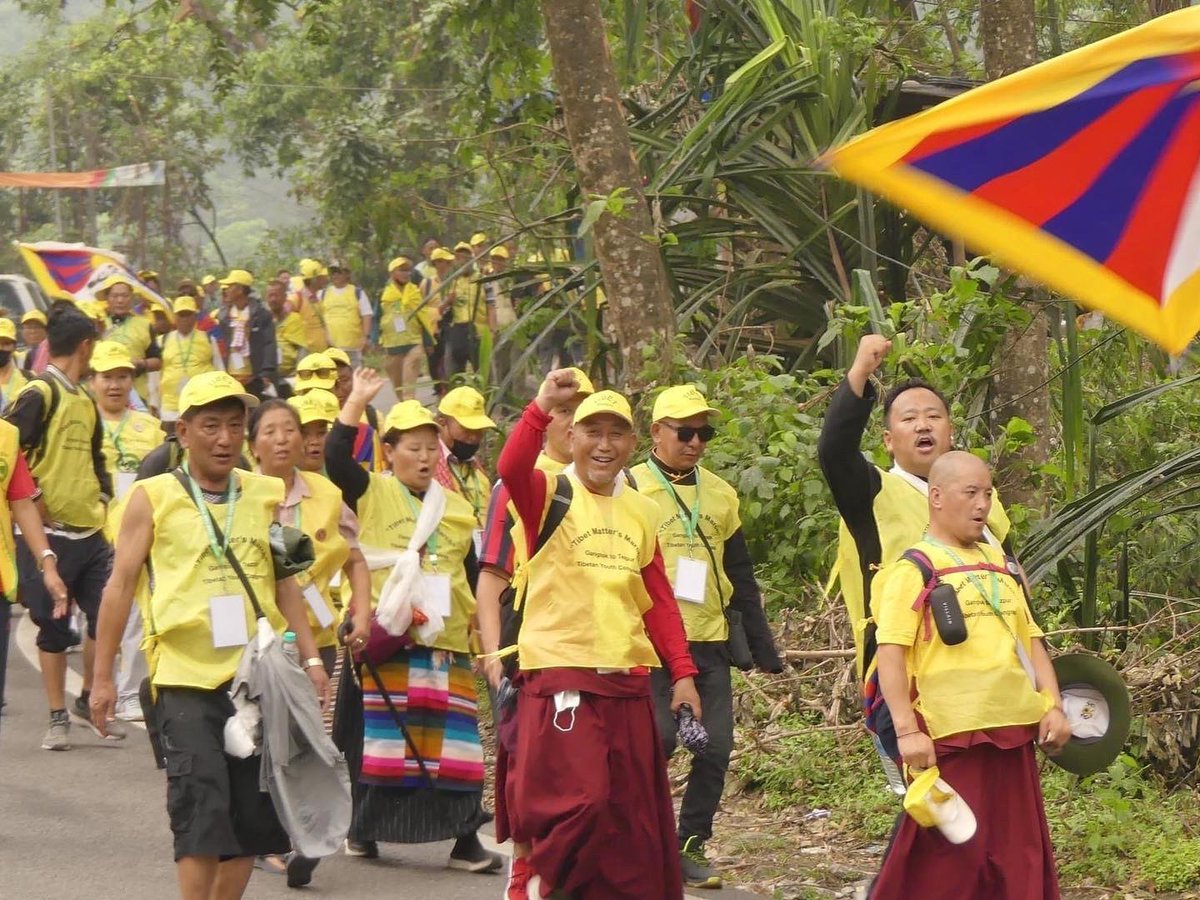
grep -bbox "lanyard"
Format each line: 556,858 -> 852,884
185,464 -> 238,562
928,538 -> 1002,616
176,330 -> 197,370
398,481 -> 438,566
103,413 -> 131,464
447,461 -> 482,522
647,457 -> 702,545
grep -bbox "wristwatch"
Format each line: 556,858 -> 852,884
37,549 -> 58,572
302,657 -> 324,671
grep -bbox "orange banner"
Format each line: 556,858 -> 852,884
0,161 -> 164,189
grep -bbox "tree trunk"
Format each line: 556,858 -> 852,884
540,0 -> 676,389
980,0 -> 1053,510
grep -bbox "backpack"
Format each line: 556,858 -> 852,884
860,546 -> 1022,759
498,474 -> 573,677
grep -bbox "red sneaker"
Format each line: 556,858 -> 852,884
506,856 -> 533,900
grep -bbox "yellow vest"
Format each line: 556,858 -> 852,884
0,366 -> 28,413
274,311 -> 307,375
100,410 -> 164,475
160,330 -> 217,415
631,462 -> 739,642
444,457 -> 492,526
0,421 -> 21,598
284,470 -> 350,649
290,289 -> 329,352
451,276 -> 485,326
870,539 -> 1051,740
139,471 -> 285,689
20,375 -> 106,530
380,281 -> 425,349
356,475 -> 477,653
837,468 -> 1010,672
105,315 -> 156,402
322,284 -> 365,350
518,476 -> 662,671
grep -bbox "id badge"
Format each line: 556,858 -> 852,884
303,583 -> 335,629
230,351 -> 246,371
392,316 -> 404,333
674,557 -> 709,604
115,471 -> 137,501
423,573 -> 453,618
209,594 -> 249,648
472,529 -> 484,559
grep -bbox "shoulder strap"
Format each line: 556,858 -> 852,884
532,474 -> 572,557
173,469 -> 267,620
623,466 -> 638,490
901,548 -> 936,586
655,466 -> 728,607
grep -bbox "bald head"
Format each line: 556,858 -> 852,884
928,451 -> 994,548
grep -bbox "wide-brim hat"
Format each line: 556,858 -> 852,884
1050,653 -> 1131,777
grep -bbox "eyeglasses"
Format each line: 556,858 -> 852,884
664,423 -> 716,443
297,368 -> 335,380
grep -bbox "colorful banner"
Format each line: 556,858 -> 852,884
0,161 -> 165,190
15,241 -> 172,319
823,8 -> 1200,354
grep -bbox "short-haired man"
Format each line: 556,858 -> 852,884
319,263 -> 373,368
632,385 -> 783,889
218,270 -> 279,400
435,386 -> 496,531
100,274 -> 162,407
266,279 -> 306,382
869,451 -> 1066,899
90,371 -> 331,900
4,302 -> 118,749
495,371 -> 701,899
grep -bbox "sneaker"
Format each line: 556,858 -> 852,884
447,832 -> 503,873
115,699 -> 145,722
680,835 -> 722,889
344,839 -> 378,859
285,852 -> 320,888
71,695 -> 128,741
41,717 -> 70,751
506,856 -> 533,900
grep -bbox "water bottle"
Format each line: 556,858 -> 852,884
282,630 -> 299,665
873,733 -> 908,796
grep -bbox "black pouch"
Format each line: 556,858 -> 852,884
725,608 -> 754,671
139,676 -> 166,770
929,582 -> 968,646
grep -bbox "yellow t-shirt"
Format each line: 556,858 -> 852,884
450,276 -> 486,326
274,311 -> 307,376
100,410 -> 164,500
870,539 -> 1051,740
161,330 -> 217,416
630,461 -> 739,642
379,281 -> 426,349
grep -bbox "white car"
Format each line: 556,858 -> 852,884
0,275 -> 49,336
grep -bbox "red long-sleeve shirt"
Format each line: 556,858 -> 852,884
498,401 -> 697,685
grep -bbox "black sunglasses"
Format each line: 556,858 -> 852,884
664,423 -> 716,443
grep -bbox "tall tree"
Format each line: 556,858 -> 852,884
979,0 -> 1053,509
539,0 -> 676,387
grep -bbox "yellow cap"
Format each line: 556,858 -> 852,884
173,296 -> 199,314
200,274 -> 217,286
0,319 -> 16,342
324,347 -> 351,368
137,269 -> 158,281
573,390 -> 634,427
652,385 -> 720,423
179,371 -> 260,416
219,269 -> 254,287
437,386 -> 496,430
430,248 -> 455,262
539,367 -> 594,398
90,340 -> 137,373
298,258 -> 323,279
388,256 -> 413,272
78,300 -> 107,322
295,352 -> 337,392
470,232 -> 489,246
289,388 -> 340,425
453,241 -> 473,253
96,273 -> 136,294
488,246 -> 510,260
21,309 -> 48,326
383,400 -> 438,436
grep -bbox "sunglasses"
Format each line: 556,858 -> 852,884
664,423 -> 716,443
298,368 -> 335,380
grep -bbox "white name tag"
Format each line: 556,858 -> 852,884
210,594 -> 249,648
304,583 -> 335,629
177,376 -> 189,397
423,573 -> 452,618
392,316 -> 405,333
472,529 -> 484,559
674,557 -> 709,604
230,351 -> 246,370
115,471 -> 137,501
277,345 -> 285,363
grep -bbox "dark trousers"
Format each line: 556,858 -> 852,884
0,600 -> 10,720
651,640 -> 734,843
445,322 -> 476,377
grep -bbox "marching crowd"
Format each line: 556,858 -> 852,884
0,246 -> 1091,900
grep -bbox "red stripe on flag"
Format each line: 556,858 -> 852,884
971,83 -> 1180,226
1104,97 -> 1200,302
901,117 -> 1016,165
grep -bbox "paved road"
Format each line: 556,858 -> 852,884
1,609 -> 763,899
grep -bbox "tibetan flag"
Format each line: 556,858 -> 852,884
823,8 -> 1200,354
15,241 -> 172,321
